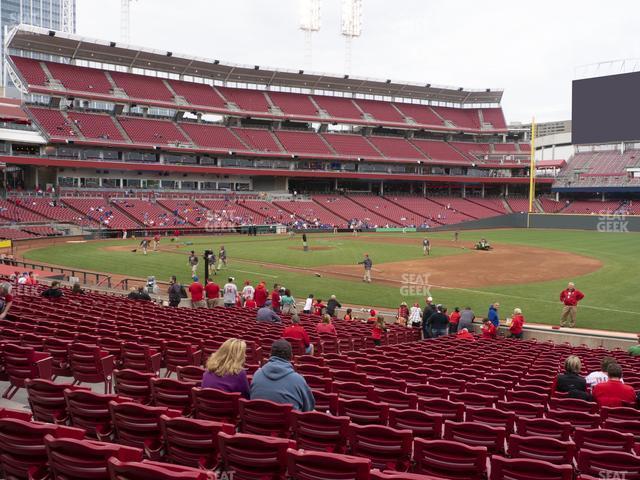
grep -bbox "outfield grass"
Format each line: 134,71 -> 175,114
23,229 -> 640,332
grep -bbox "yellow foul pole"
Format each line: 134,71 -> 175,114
528,118 -> 537,213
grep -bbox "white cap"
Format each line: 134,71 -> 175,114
427,297 -> 433,302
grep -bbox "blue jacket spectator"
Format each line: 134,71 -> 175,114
256,300 -> 282,323
487,303 -> 500,328
250,339 -> 315,411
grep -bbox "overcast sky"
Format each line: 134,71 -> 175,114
77,0 -> 640,123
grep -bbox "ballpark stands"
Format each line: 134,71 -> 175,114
274,130 -> 334,156
367,136 -> 424,160
66,111 -> 126,142
45,62 -> 112,95
110,71 -> 174,102
167,80 -> 227,109
232,128 -> 283,153
321,133 -> 382,159
61,198 -> 140,229
118,117 -> 189,145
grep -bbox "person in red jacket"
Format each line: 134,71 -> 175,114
481,318 -> 497,339
244,296 -> 257,308
270,284 -> 281,313
593,363 -> 637,408
559,282 -> 585,328
282,315 -> 313,354
254,281 -> 268,307
188,277 -> 205,308
509,307 -> 525,339
456,328 -> 475,341
448,307 -> 461,334
316,314 -> 337,336
205,278 -> 221,308
313,299 -> 325,316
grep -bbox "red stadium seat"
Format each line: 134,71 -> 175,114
64,389 -> 131,440
67,342 -> 115,393
388,408 -> 443,440
0,417 -> 85,480
45,434 -> 143,479
443,420 -> 506,454
573,427 -> 635,453
507,434 -> 576,463
337,398 -> 390,425
238,398 -> 292,437
121,342 -> 162,374
548,397 -> 598,414
312,389 -> 339,415
464,406 -> 516,436
107,457 -> 216,480
370,470 -> 449,480
496,400 -> 545,419
417,398 -> 465,422
347,424 -> 413,471
25,378 -> 85,424
332,381 -> 375,400
576,448 -> 640,479
449,391 -> 496,407
217,431 -> 290,480
287,448 -> 371,480
109,401 -> 181,459
162,341 -> 202,377
113,369 -> 156,404
159,415 -> 235,469
546,409 -> 600,429
373,389 -> 418,409
412,438 -> 487,480
191,387 -> 241,423
515,417 -> 573,440
290,410 -> 351,453
489,455 -> 573,480
1,343 -> 53,399
150,377 -> 195,415
177,365 -> 205,384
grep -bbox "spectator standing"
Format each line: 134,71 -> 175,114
628,335 -> 640,356
283,315 -> 313,354
256,300 -> 282,323
270,284 -> 281,313
153,233 -> 160,251
168,276 -> 182,307
316,314 -> 337,336
280,289 -> 296,315
422,296 -> 435,339
313,298 -> 325,316
223,277 -> 238,308
254,281 -> 268,308
371,316 -> 387,346
559,282 -> 585,328
201,338 -> 250,398
343,308 -> 353,321
189,277 -> 206,308
593,363 -> 636,408
250,339 -> 315,411
556,355 -> 590,400
244,296 -> 257,308
430,306 -> 450,338
397,302 -> 409,326
241,281 -> 255,305
457,306 -> 475,332
42,281 -> 64,299
481,318 -> 497,339
487,303 -> 500,328
408,303 -> 422,328
358,254 -> 373,283
188,251 -> 199,277
217,245 -> 227,270
448,307 -> 461,334
303,294 -> 314,314
205,278 -> 221,308
326,295 -> 341,317
509,308 -> 525,339
25,272 -> 37,286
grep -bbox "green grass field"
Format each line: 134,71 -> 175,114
23,229 -> 640,332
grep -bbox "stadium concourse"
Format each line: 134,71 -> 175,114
1,282 -> 640,480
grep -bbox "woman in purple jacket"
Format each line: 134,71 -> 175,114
201,338 -> 250,398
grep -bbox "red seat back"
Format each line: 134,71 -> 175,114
287,448 -> 370,480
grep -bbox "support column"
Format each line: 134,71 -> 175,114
380,181 -> 384,196
334,178 -> 338,190
462,184 -> 466,198
602,192 -> 606,202
505,184 -> 509,196
34,168 -> 39,189
555,191 -> 559,202
481,183 -> 485,198
422,182 -> 427,196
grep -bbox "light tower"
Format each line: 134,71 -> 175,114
341,0 -> 362,74
121,0 -> 137,43
298,0 -> 321,70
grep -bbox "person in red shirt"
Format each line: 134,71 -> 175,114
205,279 -> 221,308
189,277 -> 205,308
509,307 -> 525,339
316,314 -> 338,336
397,302 -> 409,326
559,282 -> 585,328
282,315 -> 313,354
371,316 -> 387,346
244,296 -> 257,308
481,318 -> 497,339
343,308 -> 353,321
593,363 -> 637,408
456,328 -> 475,341
254,282 -> 268,308
367,309 -> 377,323
448,307 -> 461,334
25,272 -> 37,286
270,284 -> 281,313
313,299 -> 325,316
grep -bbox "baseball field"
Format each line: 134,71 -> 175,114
21,228 -> 640,332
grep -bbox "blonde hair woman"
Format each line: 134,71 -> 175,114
555,355 -> 590,400
201,338 -> 250,398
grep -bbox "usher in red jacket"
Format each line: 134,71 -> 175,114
560,288 -> 584,306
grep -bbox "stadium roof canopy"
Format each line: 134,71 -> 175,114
7,25 -> 503,106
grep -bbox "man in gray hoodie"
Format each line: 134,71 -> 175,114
250,339 -> 315,411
